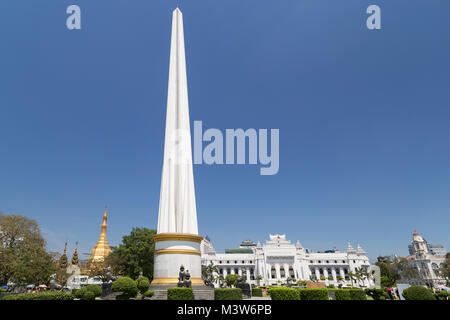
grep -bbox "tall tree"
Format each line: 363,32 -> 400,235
440,253 -> 450,285
0,214 -> 55,286
107,227 -> 156,280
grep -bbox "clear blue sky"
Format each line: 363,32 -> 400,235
1,1 -> 449,262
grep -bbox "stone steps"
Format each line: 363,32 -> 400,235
149,286 -> 215,300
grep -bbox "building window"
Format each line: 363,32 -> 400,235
318,260 -> 321,264
219,261 -> 222,264
234,261 -> 237,264
289,266 -> 295,278
334,260 -> 338,263
310,260 -> 313,263
249,261 -> 253,264
326,260 -> 329,263
227,261 -> 230,264
242,261 -> 245,264
342,260 -> 345,263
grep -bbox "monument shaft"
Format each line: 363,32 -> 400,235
152,8 -> 203,286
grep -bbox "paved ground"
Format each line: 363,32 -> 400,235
245,296 -> 271,300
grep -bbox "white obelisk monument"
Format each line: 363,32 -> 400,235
151,8 -> 204,286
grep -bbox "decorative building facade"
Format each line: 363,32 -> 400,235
405,231 -> 446,287
201,234 -> 376,288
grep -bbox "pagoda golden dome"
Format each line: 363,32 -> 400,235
88,207 -> 111,264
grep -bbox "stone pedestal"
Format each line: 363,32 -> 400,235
149,284 -> 214,300
236,283 -> 252,299
151,233 -> 204,286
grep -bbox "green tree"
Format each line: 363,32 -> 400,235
225,274 -> 239,288
108,227 -> 156,280
439,253 -> 450,286
255,274 -> 263,286
202,263 -> 219,285
376,256 -> 400,287
0,214 -> 55,286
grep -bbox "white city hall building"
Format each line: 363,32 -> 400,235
405,231 -> 447,287
201,234 -> 376,288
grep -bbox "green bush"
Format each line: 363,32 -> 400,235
402,286 -> 436,300
81,290 -> 95,301
167,288 -> 194,300
348,289 -> 367,300
215,288 -> 243,300
334,290 -> 351,300
136,276 -> 150,294
435,290 -> 448,300
86,284 -> 102,298
270,287 -> 300,300
365,288 -> 387,300
144,290 -> 154,298
298,288 -> 329,300
2,292 -> 74,300
112,276 -> 138,300
72,288 -> 82,299
252,288 -> 263,297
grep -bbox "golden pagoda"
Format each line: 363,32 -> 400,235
70,241 -> 79,266
88,207 -> 111,264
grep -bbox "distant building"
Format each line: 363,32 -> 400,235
201,234 -> 376,288
405,231 -> 446,287
64,208 -> 112,289
408,237 -> 447,257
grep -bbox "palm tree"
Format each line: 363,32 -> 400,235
347,271 -> 357,287
255,274 -> 262,286
202,263 -> 219,286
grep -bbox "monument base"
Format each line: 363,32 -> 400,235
149,284 -> 214,300
152,233 -> 204,286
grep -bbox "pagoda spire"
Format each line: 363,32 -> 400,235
71,241 -> 79,266
59,242 -> 68,269
88,207 -> 111,264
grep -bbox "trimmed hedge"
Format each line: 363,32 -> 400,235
365,288 -> 387,300
252,288 -> 263,297
298,288 -> 329,300
136,276 -> 150,294
215,288 -> 243,300
112,276 -> 138,300
334,290 -> 351,300
73,285 -> 103,300
167,288 -> 194,300
2,292 -> 74,300
270,287 -> 300,300
144,290 -> 154,298
86,285 -> 102,298
348,289 -> 367,300
402,286 -> 436,300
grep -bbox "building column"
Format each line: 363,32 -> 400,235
238,268 -> 242,276
331,268 -> 337,281
275,264 -> 281,280
315,267 -> 320,280
339,267 -> 345,279
223,268 -> 227,278
246,267 -> 251,281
